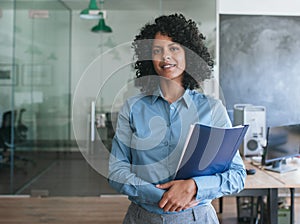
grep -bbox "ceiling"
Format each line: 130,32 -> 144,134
1,0 -> 214,11
63,0 -> 161,11
63,0 -> 212,11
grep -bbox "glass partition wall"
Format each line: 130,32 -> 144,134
15,3 -> 71,148
0,0 -> 216,196
0,0 -> 71,194
0,0 -> 16,193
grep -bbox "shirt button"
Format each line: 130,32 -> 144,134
164,141 -> 168,146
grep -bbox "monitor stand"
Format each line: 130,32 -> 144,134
264,160 -> 298,173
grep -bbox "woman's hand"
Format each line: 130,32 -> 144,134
156,179 -> 198,212
182,197 -> 200,210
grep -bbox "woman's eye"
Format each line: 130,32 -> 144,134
170,46 -> 180,52
152,48 -> 162,55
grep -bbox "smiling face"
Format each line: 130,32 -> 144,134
152,33 -> 186,86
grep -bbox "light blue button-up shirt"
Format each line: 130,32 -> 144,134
108,88 -> 246,214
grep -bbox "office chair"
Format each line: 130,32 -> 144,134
0,109 -> 33,167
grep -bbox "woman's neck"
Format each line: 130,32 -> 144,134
160,80 -> 185,103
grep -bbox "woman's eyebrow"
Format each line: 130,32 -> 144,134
168,43 -> 179,47
152,42 -> 179,48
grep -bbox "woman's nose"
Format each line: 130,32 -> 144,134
162,53 -> 171,61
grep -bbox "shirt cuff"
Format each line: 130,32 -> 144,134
192,175 -> 222,200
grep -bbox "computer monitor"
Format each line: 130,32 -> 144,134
262,124 -> 300,173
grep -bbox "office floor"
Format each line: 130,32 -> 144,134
0,150 -> 299,223
0,150 -> 117,196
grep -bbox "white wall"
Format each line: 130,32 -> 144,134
218,0 -> 300,15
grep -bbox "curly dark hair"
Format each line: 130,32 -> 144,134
132,13 -> 214,92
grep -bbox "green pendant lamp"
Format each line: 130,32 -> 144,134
91,11 -> 112,33
80,0 -> 101,19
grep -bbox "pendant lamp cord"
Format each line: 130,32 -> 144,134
99,0 -> 104,11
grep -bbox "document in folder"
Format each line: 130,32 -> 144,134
175,124 -> 249,180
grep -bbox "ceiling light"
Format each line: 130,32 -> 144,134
80,0 -> 101,20
91,12 -> 112,33
80,0 -> 113,33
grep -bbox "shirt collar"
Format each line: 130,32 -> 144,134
151,88 -> 192,108
182,89 -> 192,108
151,88 -> 161,104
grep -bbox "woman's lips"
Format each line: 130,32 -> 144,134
161,64 -> 176,69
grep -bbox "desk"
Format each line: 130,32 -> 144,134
238,159 -> 300,224
263,160 -> 300,224
238,160 -> 285,224
264,160 -> 300,187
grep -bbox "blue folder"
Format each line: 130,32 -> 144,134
175,124 -> 249,180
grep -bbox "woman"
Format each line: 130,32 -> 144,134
108,13 -> 246,224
